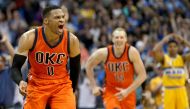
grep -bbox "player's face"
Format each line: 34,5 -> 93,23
167,42 -> 178,56
46,9 -> 65,35
112,31 -> 127,48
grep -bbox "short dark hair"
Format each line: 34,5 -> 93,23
42,5 -> 61,18
167,39 -> 178,45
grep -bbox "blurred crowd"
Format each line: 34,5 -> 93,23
1,0 -> 190,109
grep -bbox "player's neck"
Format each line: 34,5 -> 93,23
169,54 -> 177,58
44,27 -> 60,43
113,45 -> 125,57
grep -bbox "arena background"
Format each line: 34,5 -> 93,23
0,0 -> 190,109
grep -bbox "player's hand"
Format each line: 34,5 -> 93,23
187,79 -> 190,84
19,80 -> 27,96
142,90 -> 152,99
0,33 -> 7,43
114,87 -> 129,101
92,86 -> 104,96
173,34 -> 184,42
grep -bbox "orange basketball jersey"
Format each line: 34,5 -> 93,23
28,26 -> 70,82
104,44 -> 135,88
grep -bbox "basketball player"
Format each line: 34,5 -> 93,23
86,28 -> 147,109
153,33 -> 190,109
11,5 -> 80,109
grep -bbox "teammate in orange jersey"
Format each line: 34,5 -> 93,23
86,28 -> 147,109
11,5 -> 80,109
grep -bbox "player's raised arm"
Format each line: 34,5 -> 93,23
69,32 -> 81,92
153,34 -> 173,63
86,48 -> 107,96
0,33 -> 15,63
173,34 -> 190,62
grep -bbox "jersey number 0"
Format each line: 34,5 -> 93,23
47,66 -> 54,76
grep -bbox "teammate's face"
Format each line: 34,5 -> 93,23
167,42 -> 178,56
112,31 -> 127,48
46,9 -> 65,35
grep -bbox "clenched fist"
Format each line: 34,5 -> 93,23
19,80 -> 27,96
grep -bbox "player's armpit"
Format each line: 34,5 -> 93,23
69,33 -> 80,57
152,50 -> 164,63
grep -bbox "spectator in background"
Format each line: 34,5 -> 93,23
78,70 -> 96,109
0,33 -> 23,109
148,66 -> 163,109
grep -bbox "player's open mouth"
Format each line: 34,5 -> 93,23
58,25 -> 64,29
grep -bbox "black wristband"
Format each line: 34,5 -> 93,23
70,54 -> 81,92
11,54 -> 27,85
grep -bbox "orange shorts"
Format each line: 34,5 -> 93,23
24,75 -> 76,109
103,89 -> 136,109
